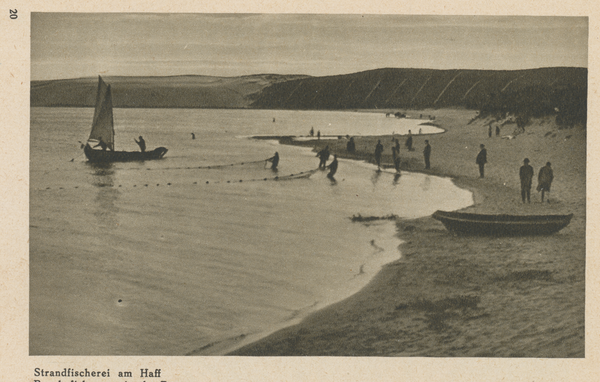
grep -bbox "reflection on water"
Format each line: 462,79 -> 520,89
420,176 -> 431,191
90,163 -> 120,230
370,170 -> 382,185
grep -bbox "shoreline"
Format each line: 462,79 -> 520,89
227,108 -> 585,357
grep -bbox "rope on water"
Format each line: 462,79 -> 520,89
32,168 -> 320,191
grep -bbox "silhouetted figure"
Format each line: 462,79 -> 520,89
327,155 -> 338,179
191,133 -> 196,139
93,137 -> 109,151
374,140 -> 384,169
310,127 -> 314,137
519,158 -> 534,203
537,162 -> 554,203
488,124 -> 493,138
267,152 -> 279,170
405,130 -> 413,151
346,137 -> 356,153
317,130 -> 321,140
476,144 -> 487,178
495,125 -> 500,136
423,140 -> 431,169
134,136 -> 146,152
317,145 -> 330,169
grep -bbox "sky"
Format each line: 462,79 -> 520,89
31,14 -> 588,81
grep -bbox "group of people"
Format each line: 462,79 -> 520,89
316,145 -> 338,179
369,135 -> 430,173
520,159 -> 554,203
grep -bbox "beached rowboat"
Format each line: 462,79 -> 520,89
432,210 -> 573,236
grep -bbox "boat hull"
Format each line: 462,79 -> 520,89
432,210 -> 573,236
84,144 -> 168,162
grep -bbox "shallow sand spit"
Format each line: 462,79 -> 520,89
229,108 -> 585,357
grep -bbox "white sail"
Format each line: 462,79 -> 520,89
88,76 -> 115,151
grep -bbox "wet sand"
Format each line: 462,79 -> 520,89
230,108 -> 585,357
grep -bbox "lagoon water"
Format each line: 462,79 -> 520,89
29,108 -> 472,355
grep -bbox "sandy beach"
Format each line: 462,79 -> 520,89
230,108 -> 585,357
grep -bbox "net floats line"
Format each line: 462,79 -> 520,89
145,158 -> 271,171
33,169 -> 320,192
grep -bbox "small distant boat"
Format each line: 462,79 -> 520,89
432,210 -> 573,236
83,76 -> 167,162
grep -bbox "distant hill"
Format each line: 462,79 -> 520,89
30,74 -> 310,109
251,67 -> 587,126
31,67 -> 587,126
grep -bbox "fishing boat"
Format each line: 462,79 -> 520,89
432,210 -> 573,236
83,76 -> 168,162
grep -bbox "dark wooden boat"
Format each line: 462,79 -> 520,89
84,144 -> 168,162
83,76 -> 168,163
432,210 -> 573,236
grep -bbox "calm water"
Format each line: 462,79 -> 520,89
30,108 -> 472,355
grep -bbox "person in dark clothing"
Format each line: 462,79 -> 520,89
317,131 -> 321,140
495,125 -> 500,136
134,136 -> 146,152
346,137 -> 356,153
310,127 -> 314,137
317,145 -> 330,169
476,144 -> 487,178
267,152 -> 279,170
519,158 -> 534,203
423,140 -> 431,169
537,162 -> 554,203
488,124 -> 492,138
405,130 -> 413,151
326,154 -> 338,179
374,140 -> 384,169
93,137 -> 109,151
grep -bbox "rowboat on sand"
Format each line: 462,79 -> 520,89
432,210 -> 573,236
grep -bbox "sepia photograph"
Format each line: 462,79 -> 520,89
2,2 -> 598,380
28,13 -> 588,359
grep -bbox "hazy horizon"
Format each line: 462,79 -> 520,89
31,14 -> 588,81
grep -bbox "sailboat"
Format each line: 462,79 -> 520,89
83,76 -> 168,162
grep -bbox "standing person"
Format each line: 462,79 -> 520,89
316,145 -> 330,169
374,140 -> 384,170
310,127 -> 314,137
326,154 -> 338,179
93,137 -> 108,151
495,125 -> 500,137
423,140 -> 431,169
476,144 -> 487,178
317,130 -> 321,140
346,137 -> 356,153
519,158 -> 534,203
405,130 -> 413,151
134,136 -> 146,152
537,162 -> 554,203
488,124 -> 493,138
267,152 -> 279,170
